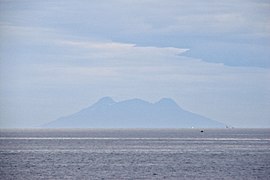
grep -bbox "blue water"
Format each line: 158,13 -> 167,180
0,129 -> 270,179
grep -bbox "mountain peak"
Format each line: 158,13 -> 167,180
156,98 -> 178,107
94,97 -> 116,106
44,97 -> 225,128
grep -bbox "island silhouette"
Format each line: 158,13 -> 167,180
44,97 -> 225,128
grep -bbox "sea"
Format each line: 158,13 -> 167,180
0,128 -> 269,179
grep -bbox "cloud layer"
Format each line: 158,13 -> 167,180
0,1 -> 269,127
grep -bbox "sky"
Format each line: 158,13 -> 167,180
0,0 -> 269,128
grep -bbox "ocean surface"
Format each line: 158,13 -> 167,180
0,129 -> 269,179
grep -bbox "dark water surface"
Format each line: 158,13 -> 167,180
0,129 -> 269,179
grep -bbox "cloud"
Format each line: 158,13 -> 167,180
0,1 -> 270,127
57,39 -> 189,61
1,35 -> 269,127
1,0 -> 269,67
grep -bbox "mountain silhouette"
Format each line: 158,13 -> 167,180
43,97 -> 225,128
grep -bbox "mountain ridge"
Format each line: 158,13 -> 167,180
43,97 -> 226,128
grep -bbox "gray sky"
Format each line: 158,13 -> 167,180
0,0 -> 269,128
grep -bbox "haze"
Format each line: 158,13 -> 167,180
0,0 -> 269,128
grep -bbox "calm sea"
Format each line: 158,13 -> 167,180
0,129 -> 269,179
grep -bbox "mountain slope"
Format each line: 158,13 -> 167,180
44,97 -> 225,128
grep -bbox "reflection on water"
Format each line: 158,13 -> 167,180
0,129 -> 270,179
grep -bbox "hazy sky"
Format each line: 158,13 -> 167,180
0,0 -> 269,128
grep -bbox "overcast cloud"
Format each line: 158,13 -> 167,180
0,0 -> 269,127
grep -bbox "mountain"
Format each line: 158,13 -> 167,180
43,97 -> 226,128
